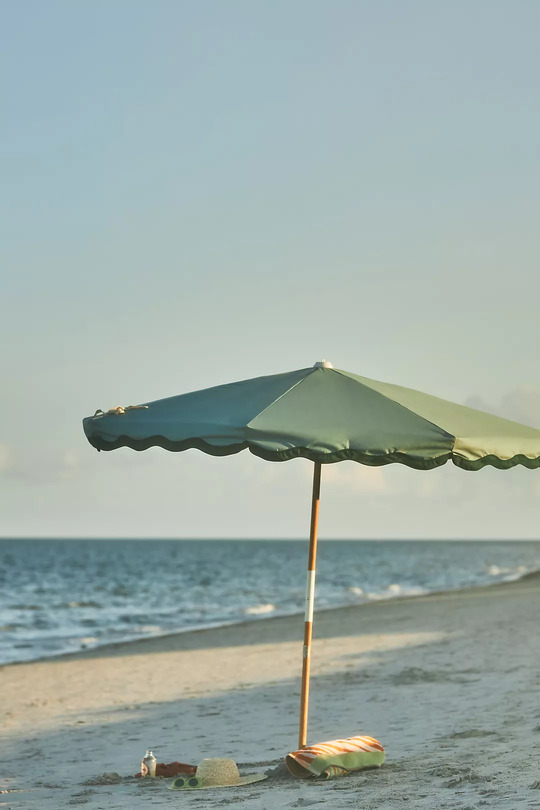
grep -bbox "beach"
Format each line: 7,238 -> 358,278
1,574 -> 539,810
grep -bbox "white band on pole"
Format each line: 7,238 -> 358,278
305,569 -> 316,623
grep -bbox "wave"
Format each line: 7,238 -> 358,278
243,603 -> 276,616
65,601 -> 102,609
365,584 -> 429,601
518,567 -> 540,583
487,564 -> 528,579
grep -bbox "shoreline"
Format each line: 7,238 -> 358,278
4,567 -> 540,669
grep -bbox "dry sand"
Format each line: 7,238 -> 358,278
1,574 -> 539,810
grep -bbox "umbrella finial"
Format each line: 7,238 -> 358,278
313,360 -> 334,369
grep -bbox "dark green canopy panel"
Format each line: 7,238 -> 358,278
83,363 -> 540,471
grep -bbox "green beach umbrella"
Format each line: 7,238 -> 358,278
83,361 -> 540,747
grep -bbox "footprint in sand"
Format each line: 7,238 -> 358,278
449,729 -> 499,739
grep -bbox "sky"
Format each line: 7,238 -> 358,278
1,0 -> 539,539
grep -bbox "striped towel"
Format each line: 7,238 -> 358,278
319,765 -> 350,780
285,735 -> 385,780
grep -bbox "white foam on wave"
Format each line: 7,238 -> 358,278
243,603 -> 276,616
365,583 -> 429,602
488,564 -> 528,580
502,565 -> 529,582
488,565 -> 505,576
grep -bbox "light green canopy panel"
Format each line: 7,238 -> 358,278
83,364 -> 540,471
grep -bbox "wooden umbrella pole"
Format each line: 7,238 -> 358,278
298,461 -> 322,749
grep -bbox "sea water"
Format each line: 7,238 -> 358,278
1,538 -> 539,665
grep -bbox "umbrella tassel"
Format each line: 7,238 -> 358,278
299,461 -> 321,749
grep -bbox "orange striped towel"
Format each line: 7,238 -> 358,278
285,735 -> 385,780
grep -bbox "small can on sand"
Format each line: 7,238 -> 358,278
141,750 -> 157,777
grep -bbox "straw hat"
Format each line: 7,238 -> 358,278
169,758 -> 267,790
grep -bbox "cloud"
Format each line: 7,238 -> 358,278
58,450 -> 80,480
499,386 -> 540,429
0,444 -> 16,476
0,446 -> 86,484
465,386 -> 540,429
324,461 -> 389,493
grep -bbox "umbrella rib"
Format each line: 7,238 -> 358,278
331,367 -> 457,448
244,371 -> 314,429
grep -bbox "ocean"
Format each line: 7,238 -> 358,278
1,538 -> 539,665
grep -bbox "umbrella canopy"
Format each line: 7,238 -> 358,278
83,361 -> 540,749
83,362 -> 540,469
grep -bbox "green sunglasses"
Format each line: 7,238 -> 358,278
171,775 -> 202,789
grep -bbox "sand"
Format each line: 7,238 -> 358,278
1,574 -> 539,810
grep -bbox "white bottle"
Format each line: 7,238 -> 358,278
141,749 -> 157,777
